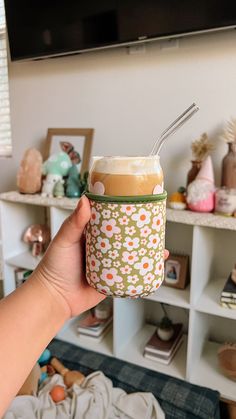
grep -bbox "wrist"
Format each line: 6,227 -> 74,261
28,270 -> 71,327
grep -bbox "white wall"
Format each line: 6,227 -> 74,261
1,29 -> 236,193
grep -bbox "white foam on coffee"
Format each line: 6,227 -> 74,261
92,156 -> 162,175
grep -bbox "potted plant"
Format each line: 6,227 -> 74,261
157,316 -> 174,341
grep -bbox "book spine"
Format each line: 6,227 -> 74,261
144,332 -> 182,356
221,296 -> 236,304
221,292 -> 236,298
144,338 -> 183,365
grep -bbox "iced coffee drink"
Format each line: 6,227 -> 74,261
88,156 -> 164,196
86,155 -> 166,298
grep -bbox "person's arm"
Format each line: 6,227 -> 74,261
0,195 -> 169,416
0,196 -> 104,416
0,272 -> 69,412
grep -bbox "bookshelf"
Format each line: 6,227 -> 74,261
1,191 -> 236,401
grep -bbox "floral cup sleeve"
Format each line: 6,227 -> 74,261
85,192 -> 167,298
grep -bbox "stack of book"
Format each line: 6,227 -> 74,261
77,312 -> 112,341
220,274 -> 236,309
144,323 -> 183,365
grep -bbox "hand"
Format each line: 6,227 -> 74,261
34,195 -> 169,319
35,196 -> 105,319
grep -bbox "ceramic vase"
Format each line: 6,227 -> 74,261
221,142 -> 236,189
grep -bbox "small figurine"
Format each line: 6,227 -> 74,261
169,187 -> 186,210
187,155 -> 215,212
66,165 -> 80,198
42,152 -> 72,197
17,148 -> 43,194
53,179 -> 65,198
23,224 -> 51,256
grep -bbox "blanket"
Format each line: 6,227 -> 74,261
4,371 -> 165,419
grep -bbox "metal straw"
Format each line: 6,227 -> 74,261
150,103 -> 199,155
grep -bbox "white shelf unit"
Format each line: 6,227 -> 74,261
1,191 -> 236,401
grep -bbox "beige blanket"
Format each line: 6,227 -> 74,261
4,371 -> 165,419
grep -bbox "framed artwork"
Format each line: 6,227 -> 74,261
164,253 -> 189,289
44,128 -> 94,175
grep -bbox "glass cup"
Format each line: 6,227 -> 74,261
85,156 -> 167,298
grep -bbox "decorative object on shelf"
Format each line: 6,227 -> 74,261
169,187 -> 186,210
220,267 -> 236,309
187,133 -> 214,186
17,148 -> 43,194
44,128 -> 94,176
218,343 -> 236,380
42,151 -> 72,198
78,171 -> 89,195
51,357 -> 85,388
164,253 -> 189,289
77,311 -> 113,341
144,323 -> 183,365
157,316 -> 174,341
221,118 -> 236,189
53,179 -> 65,198
23,224 -> 51,256
215,188 -> 236,216
94,299 -> 112,320
187,155 -> 215,212
65,165 -> 80,198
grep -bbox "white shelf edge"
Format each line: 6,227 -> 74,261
118,324 -> 187,380
6,251 -> 42,271
2,192 -> 236,231
191,340 -> 236,402
167,208 -> 236,231
0,191 -> 78,210
56,317 -> 113,357
146,284 -> 190,309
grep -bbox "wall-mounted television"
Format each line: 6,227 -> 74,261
4,0 -> 236,61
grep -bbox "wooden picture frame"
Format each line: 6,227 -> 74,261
44,128 -> 94,175
164,253 -> 189,289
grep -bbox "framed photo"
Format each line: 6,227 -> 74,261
164,253 -> 189,289
44,128 -> 94,175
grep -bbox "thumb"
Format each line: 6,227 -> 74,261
55,195 -> 91,247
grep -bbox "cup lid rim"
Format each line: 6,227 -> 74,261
85,191 -> 167,203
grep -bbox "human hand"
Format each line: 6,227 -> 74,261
35,196 -> 105,319
34,195 -> 169,320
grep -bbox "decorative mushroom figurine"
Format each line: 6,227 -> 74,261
23,224 -> 51,257
41,151 -> 72,197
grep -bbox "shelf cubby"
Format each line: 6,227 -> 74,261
1,192 -> 236,401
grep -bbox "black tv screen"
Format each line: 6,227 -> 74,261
4,0 -> 236,61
